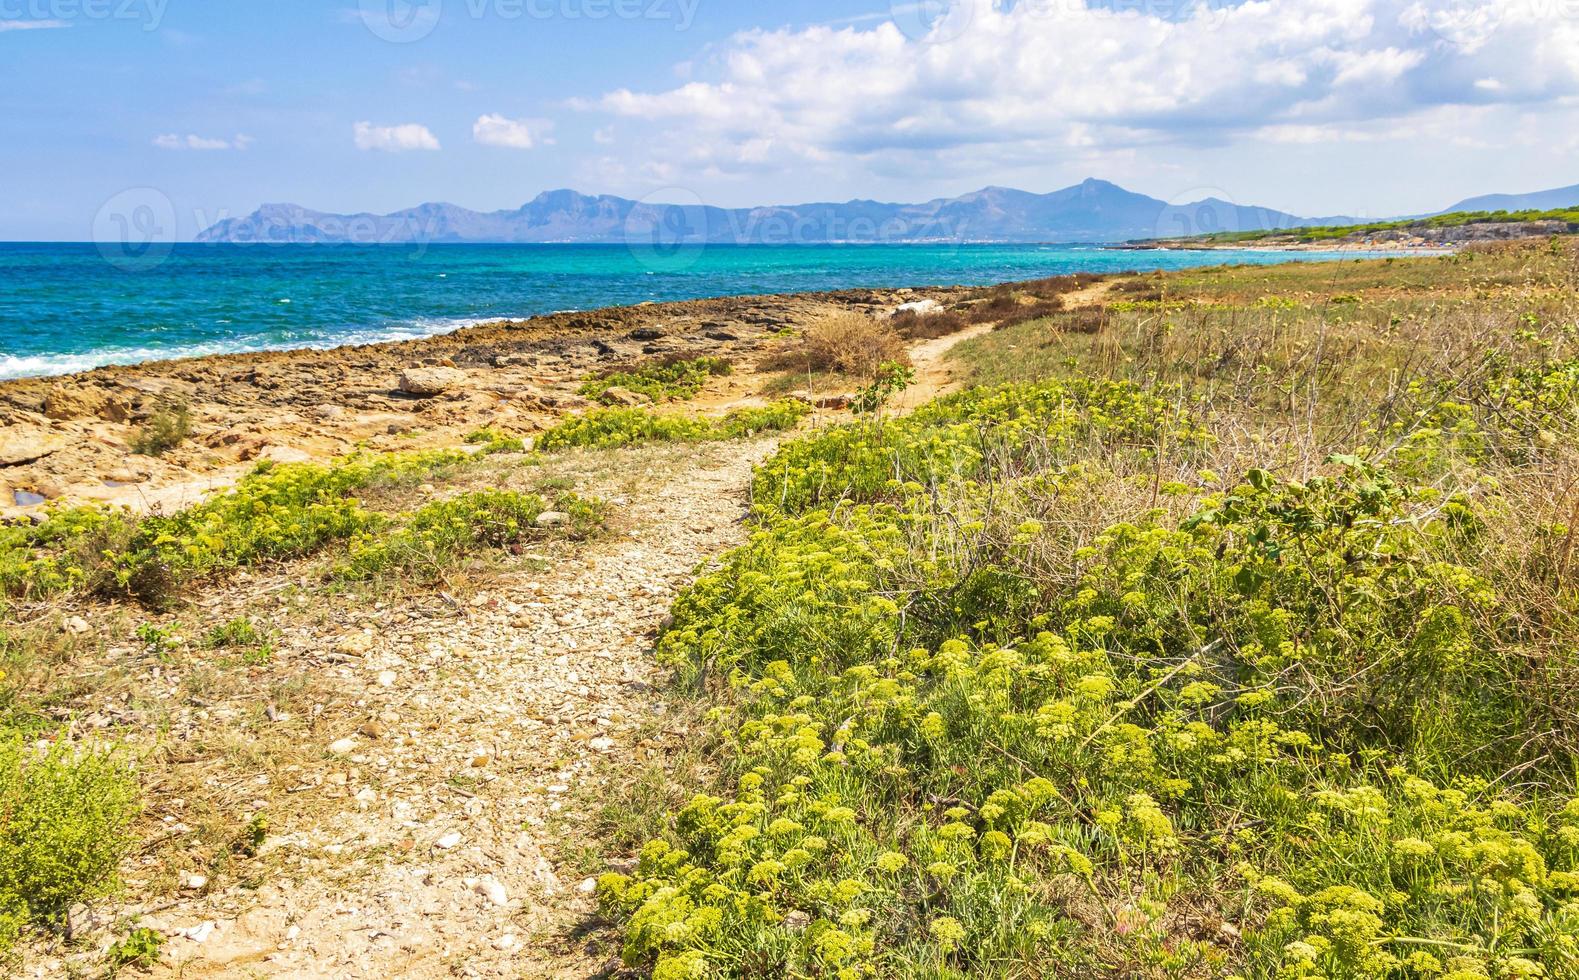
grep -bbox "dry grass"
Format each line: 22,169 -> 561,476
764,311 -> 910,377
889,308 -> 970,340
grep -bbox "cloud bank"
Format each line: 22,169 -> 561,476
588,0 -> 1579,177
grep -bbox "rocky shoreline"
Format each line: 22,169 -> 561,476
0,285 -> 969,517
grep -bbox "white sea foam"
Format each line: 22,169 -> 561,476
0,315 -> 525,381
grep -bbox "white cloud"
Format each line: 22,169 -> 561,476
0,19 -> 68,31
352,121 -> 441,152
586,0 -> 1579,181
153,133 -> 254,151
472,113 -> 538,149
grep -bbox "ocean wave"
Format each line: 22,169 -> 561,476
0,316 -> 519,382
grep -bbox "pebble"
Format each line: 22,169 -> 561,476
177,921 -> 217,944
328,737 -> 358,755
471,876 -> 509,907
435,831 -> 463,850
589,737 -> 615,753
376,670 -> 397,687
181,872 -> 209,891
535,511 -> 570,527
577,877 -> 598,895
492,934 -> 519,951
63,615 -> 90,634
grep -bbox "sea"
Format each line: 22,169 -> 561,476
0,242 -> 1405,381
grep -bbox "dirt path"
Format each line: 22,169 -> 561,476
895,281 -> 1114,409
81,440 -> 776,979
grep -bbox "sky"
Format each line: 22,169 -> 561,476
1,0 -> 1577,240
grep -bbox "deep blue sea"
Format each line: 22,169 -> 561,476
0,242 -> 1398,380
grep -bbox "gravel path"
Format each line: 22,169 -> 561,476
105,440 -> 776,979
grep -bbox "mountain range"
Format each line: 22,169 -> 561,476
195,178 -> 1579,246
1441,182 -> 1579,214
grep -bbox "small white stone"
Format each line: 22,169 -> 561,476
180,872 -> 208,891
589,737 -> 615,753
577,877 -> 598,895
376,670 -> 396,687
177,921 -> 217,943
435,831 -> 463,850
473,876 -> 508,906
328,737 -> 357,755
492,934 -> 519,951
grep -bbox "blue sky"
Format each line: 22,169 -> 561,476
2,0 -> 1577,240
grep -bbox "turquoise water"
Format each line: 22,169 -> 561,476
0,242 -> 1396,380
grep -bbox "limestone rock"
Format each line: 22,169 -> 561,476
398,366 -> 468,397
43,386 -> 107,421
0,424 -> 69,466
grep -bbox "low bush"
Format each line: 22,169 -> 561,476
537,401 -> 809,452
465,427 -> 529,454
580,356 -> 733,404
339,489 -> 605,580
129,401 -> 191,457
889,309 -> 969,340
0,732 -> 138,957
0,449 -> 470,604
752,377 -> 1211,519
765,313 -> 909,377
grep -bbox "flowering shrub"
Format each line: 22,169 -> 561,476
601,381 -> 1579,978
0,449 -> 483,602
751,378 -> 1211,519
579,356 -> 732,403
339,489 -> 604,579
537,400 -> 808,452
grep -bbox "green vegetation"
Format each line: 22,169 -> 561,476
464,427 -> 529,454
1191,206 -> 1579,244
106,926 -> 164,970
0,733 -> 137,958
129,401 -> 192,457
537,400 -> 809,452
597,241 -> 1579,978
850,362 -> 914,415
580,356 -> 733,404
339,488 -> 605,580
0,449 -> 469,603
